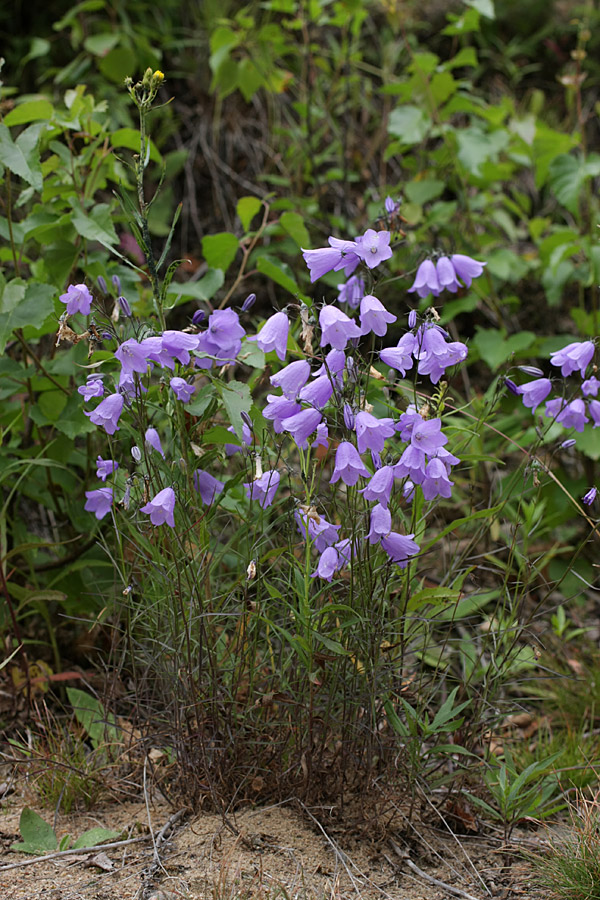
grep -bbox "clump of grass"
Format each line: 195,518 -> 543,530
531,790 -> 600,900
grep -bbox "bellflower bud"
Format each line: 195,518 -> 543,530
241,293 -> 256,312
192,309 -> 205,325
119,295 -> 132,317
112,274 -> 121,294
131,445 -> 142,462
97,275 -> 108,294
408,309 -> 417,329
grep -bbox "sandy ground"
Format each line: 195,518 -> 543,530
0,787 -> 547,900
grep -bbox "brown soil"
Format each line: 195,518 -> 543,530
0,784 -> 551,900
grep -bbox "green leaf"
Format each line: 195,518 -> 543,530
66,687 -> 120,748
237,340 -> 265,369
4,100 -> 54,127
456,126 -> 510,177
465,0 -> 495,17
83,32 -> 120,56
111,127 -> 161,164
11,808 -> 57,855
217,380 -> 252,439
280,211 -> 310,248
446,47 -> 478,69
237,196 -> 262,231
0,123 -> 43,190
166,268 -> 224,304
201,232 -> 239,272
404,179 -> 445,205
0,279 -> 56,354
256,254 -> 303,297
548,153 -> 600,215
69,199 -> 118,246
99,47 -> 135,83
442,7 -> 480,35
72,827 -> 122,849
472,328 -> 535,370
388,105 -> 431,144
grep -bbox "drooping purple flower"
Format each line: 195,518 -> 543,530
545,397 -> 589,432
118,371 -> 147,400
413,324 -> 468,384
162,330 -> 201,366
436,257 -> 460,293
328,237 -> 362,276
84,487 -> 113,520
313,348 -> 347,380
295,508 -> 340,552
249,311 -> 289,361
330,442 -> 370,486
78,374 -> 105,401
550,340 -> 595,377
359,465 -> 395,507
408,260 -> 441,298
140,486 -> 176,527
145,427 -> 165,458
115,338 -> 149,377
302,247 -> 344,282
60,283 -> 93,316
311,546 -> 341,581
380,531 -> 420,568
583,376 -> 600,397
193,468 -> 224,505
263,394 -> 302,433
270,360 -> 311,399
355,229 -> 393,269
588,399 -> 600,427
355,411 -> 396,455
139,336 -> 175,370
298,374 -> 334,410
385,196 -> 399,214
244,470 -> 280,508
281,407 -> 323,449
359,295 -> 397,337
366,503 -> 392,543
380,332 -> 416,377
410,418 -> 448,454
170,377 -> 196,403
450,254 -> 486,288
319,306 -> 362,351
96,456 -> 118,482
195,308 -> 245,369
313,422 -> 329,448
519,377 -> 552,411
85,392 -> 124,435
403,480 -> 415,501
421,458 -> 454,500
338,275 -> 365,309
225,422 -> 252,455
393,444 -> 427,484
583,486 -> 598,506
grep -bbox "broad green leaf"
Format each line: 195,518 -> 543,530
166,268 -> 224,302
83,33 -> 120,56
69,199 -> 118,246
472,328 -> 535,370
256,254 -> 303,297
218,380 -> 252,439
0,123 -> 43,190
99,47 -> 135,83
111,128 -> 161,163
66,687 -> 120,748
280,211 -> 310,248
4,100 -> 53,127
404,179 -> 444,205
0,280 -> 56,354
11,808 -> 57,855
442,7 -> 480,35
465,0 -> 495,17
456,126 -> 509,177
237,195 -> 262,231
446,47 -> 478,69
72,827 -> 122,850
548,153 -> 600,214
201,232 -> 239,271
388,105 -> 431,144
533,124 -> 579,188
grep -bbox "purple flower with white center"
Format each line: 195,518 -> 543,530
436,257 -> 460,292
263,394 -> 302,433
170,377 -> 196,403
588,399 -> 600,427
140,487 -> 176,527
366,503 -> 392,543
145,427 -> 165,458
380,531 -> 420,568
295,509 -> 340,552
78,374 -> 105,401
583,376 -> 600,397
545,397 -> 589,432
359,295 -> 397,337
410,418 -> 448,454
244,470 -> 280,508
249,311 -> 289,361
550,340 -> 595,377
380,333 -> 416,377
319,305 -> 362,351
225,422 -> 252,455
422,458 -> 454,500
60,283 -> 93,316
96,456 -> 118,481
84,487 -> 113,520
355,229 -> 393,269
519,377 -> 552,411
338,275 -> 365,309
298,374 -> 334,410
314,423 -> 329,448
139,336 -> 175,370
311,546 -> 341,581
450,254 -> 486,288
355,411 -> 396,454
359,465 -> 395,507
115,338 -> 149,377
330,442 -> 371,486
394,444 -> 427,484
583,486 -> 598,506
162,330 -> 200,366
281,407 -> 323,449
193,468 -> 225,505
408,260 -> 441,298
85,392 -> 124,435
270,360 -> 311,399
